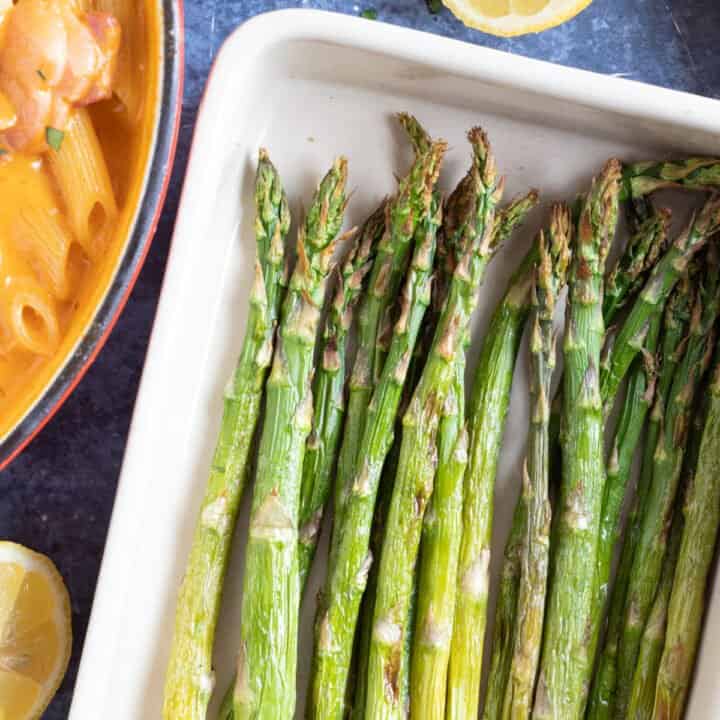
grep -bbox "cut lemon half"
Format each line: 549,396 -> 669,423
443,0 -> 592,36
0,542 -> 71,720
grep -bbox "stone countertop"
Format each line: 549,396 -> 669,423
1,1 -> 718,716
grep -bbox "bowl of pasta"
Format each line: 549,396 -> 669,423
0,0 -> 184,467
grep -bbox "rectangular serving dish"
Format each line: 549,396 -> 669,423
71,10 -> 720,717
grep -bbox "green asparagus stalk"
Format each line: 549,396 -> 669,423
333,132 -> 446,547
354,202 -> 446,720
349,429 -> 401,720
163,151 -> 290,720
460,250 -> 539,720
351,225 -> 443,720
587,213 -> 670,660
409,357 -> 467,720
350,190 -> 470,720
485,203 -> 582,720
625,193 -> 655,235
533,159 -> 622,720
484,206 -> 661,720
215,208 -> 385,720
589,327 -> 659,649
482,504 -> 526,720
371,114 -> 433,376
298,204 -> 385,588
403,187 -> 537,720
231,158 -> 348,719
367,127 -> 503,720
480,211 -> 567,720
622,158 -> 720,199
352,188 -> 539,720
501,207 -> 572,720
602,209 -> 670,325
627,508 -> 683,718
585,526 -> 631,720
309,192 -> 443,720
654,348 -> 720,719
398,111 -> 432,155
446,235 -> 541,720
586,272 -> 695,720
600,195 -> 720,406
628,394 -> 712,720
491,191 -> 540,249
350,438 -> 401,720
614,246 -> 720,717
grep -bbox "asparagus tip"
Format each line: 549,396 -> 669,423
397,112 -> 432,155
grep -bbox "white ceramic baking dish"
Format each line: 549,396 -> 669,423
70,9 -> 720,717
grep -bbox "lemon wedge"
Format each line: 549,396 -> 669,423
443,0 -> 592,36
0,542 -> 71,720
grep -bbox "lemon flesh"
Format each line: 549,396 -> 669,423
443,0 -> 592,36
0,543 -> 71,720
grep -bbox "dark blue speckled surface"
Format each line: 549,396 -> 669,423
1,1 -> 719,716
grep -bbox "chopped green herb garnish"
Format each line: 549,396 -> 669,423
426,0 -> 442,13
360,7 -> 377,19
37,69 -> 47,81
46,127 -> 65,152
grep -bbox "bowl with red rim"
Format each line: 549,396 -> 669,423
0,0 -> 184,469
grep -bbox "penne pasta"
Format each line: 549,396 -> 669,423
12,203 -> 84,300
0,245 -> 60,357
47,109 -> 118,261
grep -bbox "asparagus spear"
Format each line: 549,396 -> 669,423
351,190 -> 446,720
603,209 -> 670,325
622,158 -> 720,199
533,159 -> 621,720
586,273 -> 695,720
163,151 -> 290,720
481,213 -> 567,720
614,245 -> 720,717
350,428 -> 403,720
409,358 -> 467,720
398,111 -> 432,155
350,417 -> 404,720
501,207 -> 572,720
350,193 -> 461,720
351,189 -> 538,720
482,504 -> 526,720
654,347 -> 720,719
491,191 -> 541,249
628,517 -> 682,720
445,241 -> 543,720
486,205 -> 580,720
298,204 -> 385,588
333,130 -> 446,547
351,210 -> 446,720
590,329 -> 659,647
483,205 -> 662,720
600,195 -> 720,406
632,362 -> 706,720
584,211 -> 670,666
309,191 -> 443,720
585,525 -> 631,720
630,399 -> 707,720
231,158 -> 348,719
366,128 -> 503,720
214,210 -> 385,720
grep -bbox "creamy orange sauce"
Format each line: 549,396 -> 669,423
0,0 -> 160,436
